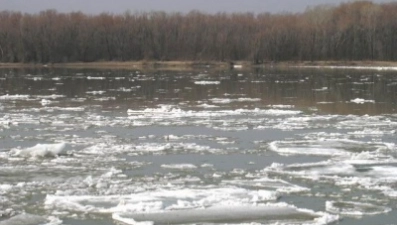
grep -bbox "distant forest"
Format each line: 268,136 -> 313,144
0,1 -> 396,63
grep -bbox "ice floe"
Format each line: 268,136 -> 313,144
161,164 -> 198,170
265,158 -> 397,197
0,213 -> 61,225
127,105 -> 301,121
86,76 -> 106,80
45,190 -> 338,225
41,99 -> 51,106
209,98 -> 261,104
326,201 -> 391,216
0,95 -> 30,100
267,139 -> 388,157
10,143 -> 67,158
301,65 -> 397,71
222,177 -> 310,194
350,98 -> 375,104
113,204 -> 337,225
194,81 -> 221,85
45,187 -> 278,214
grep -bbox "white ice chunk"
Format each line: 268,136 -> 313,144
87,76 -> 106,80
11,143 -> 67,158
41,99 -> 51,106
0,214 -> 47,225
0,95 -> 30,100
161,164 -> 197,170
45,188 -> 278,214
269,105 -> 295,109
300,65 -> 397,71
112,213 -> 153,225
209,98 -> 261,104
112,204 -> 338,225
350,98 -> 375,104
194,81 -> 220,85
196,104 -> 220,108
326,201 -> 391,216
268,140 -> 355,156
86,91 -> 106,95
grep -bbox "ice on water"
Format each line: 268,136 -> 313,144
10,143 -> 67,158
112,204 -> 337,225
0,214 -> 61,225
1,69 -> 397,225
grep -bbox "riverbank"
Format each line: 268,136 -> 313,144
1,60 -> 397,70
0,61 -> 232,70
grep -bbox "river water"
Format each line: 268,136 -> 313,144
1,67 -> 397,225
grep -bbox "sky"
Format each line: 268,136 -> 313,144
0,0 -> 394,14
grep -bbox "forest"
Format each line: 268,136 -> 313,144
0,1 -> 396,63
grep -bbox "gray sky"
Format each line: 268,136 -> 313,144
0,0 -> 394,14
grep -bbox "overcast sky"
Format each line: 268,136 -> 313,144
0,0 -> 394,14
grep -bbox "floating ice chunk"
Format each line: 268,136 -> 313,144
127,105 -> 301,121
87,76 -> 106,80
269,105 -> 295,109
196,103 -> 220,108
86,91 -> 106,95
313,87 -> 328,91
237,98 -> 261,102
300,65 -> 397,71
28,76 -> 43,81
11,143 -> 67,158
194,81 -> 220,85
222,177 -> 310,194
43,107 -> 85,112
265,158 -> 397,194
0,208 -> 15,218
0,184 -> 13,194
0,95 -> 30,100
326,201 -> 391,216
209,98 -> 261,104
35,95 -> 65,99
209,98 -> 233,104
45,187 -> 278,214
382,188 -> 397,198
0,213 -> 47,225
255,108 -> 301,115
268,140 -> 349,156
95,97 -> 116,101
350,98 -> 375,104
268,139 -> 385,157
112,213 -> 153,225
348,128 -> 395,136
161,164 -> 197,170
41,99 -> 51,106
112,204 -> 338,225
317,101 -> 334,104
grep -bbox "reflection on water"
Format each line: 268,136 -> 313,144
1,67 -> 396,114
0,67 -> 397,225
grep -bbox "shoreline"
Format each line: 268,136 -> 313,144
1,60 -> 397,70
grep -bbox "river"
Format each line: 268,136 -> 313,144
0,67 -> 397,225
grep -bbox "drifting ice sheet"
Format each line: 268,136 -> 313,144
11,143 -> 67,158
112,204 -> 338,225
0,213 -> 57,225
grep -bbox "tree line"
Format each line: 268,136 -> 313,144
0,1 -> 396,63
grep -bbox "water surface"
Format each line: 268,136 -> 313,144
1,67 -> 397,225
